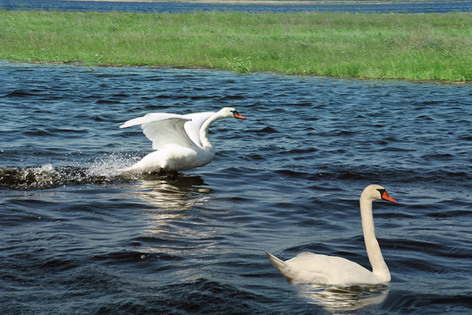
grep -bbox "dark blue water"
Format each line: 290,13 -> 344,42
1,0 -> 472,13
1,61 -> 471,314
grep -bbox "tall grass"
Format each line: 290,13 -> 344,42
0,10 -> 470,81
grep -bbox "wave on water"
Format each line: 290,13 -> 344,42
273,164 -> 472,190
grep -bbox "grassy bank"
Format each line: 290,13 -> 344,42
0,10 -> 471,81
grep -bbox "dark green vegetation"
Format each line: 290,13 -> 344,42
1,10 -> 470,81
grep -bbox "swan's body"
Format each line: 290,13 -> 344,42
267,185 -> 397,286
119,107 -> 246,172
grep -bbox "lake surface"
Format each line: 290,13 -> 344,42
1,0 -> 472,13
1,61 -> 471,314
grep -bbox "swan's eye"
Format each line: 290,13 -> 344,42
377,188 -> 386,198
377,188 -> 398,203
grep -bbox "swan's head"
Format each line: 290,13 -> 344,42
362,184 -> 397,203
218,107 -> 246,120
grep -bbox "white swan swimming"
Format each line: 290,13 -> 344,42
267,184 -> 398,286
119,107 -> 246,173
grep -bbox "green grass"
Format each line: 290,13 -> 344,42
1,10 -> 471,82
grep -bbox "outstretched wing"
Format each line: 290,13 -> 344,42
181,111 -> 215,147
120,113 -> 196,150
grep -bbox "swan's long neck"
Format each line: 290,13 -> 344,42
199,112 -> 223,149
359,196 -> 391,282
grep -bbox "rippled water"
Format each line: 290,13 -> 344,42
1,0 -> 472,13
1,62 -> 471,314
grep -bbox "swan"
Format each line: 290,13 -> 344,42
267,184 -> 398,286
119,107 -> 246,173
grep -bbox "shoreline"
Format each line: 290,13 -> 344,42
6,60 -> 468,85
61,0 -> 450,5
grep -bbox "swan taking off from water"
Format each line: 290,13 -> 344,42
119,107 -> 246,173
267,185 -> 398,286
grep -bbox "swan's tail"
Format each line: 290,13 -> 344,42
266,252 -> 303,284
120,164 -> 139,173
116,161 -> 141,175
266,252 -> 286,272
118,162 -> 172,178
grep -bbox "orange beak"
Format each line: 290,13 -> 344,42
233,112 -> 246,120
381,191 -> 398,203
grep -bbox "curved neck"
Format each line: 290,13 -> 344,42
359,197 -> 391,282
199,112 -> 223,149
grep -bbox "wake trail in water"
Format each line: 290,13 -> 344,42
0,154 -> 152,190
0,164 -> 126,190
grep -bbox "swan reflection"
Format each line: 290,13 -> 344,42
133,174 -> 218,264
136,174 -> 211,210
296,283 -> 389,313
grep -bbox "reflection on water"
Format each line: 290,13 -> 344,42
134,175 -> 220,278
136,174 -> 211,211
296,283 -> 390,313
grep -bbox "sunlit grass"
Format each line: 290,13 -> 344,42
0,10 -> 471,81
